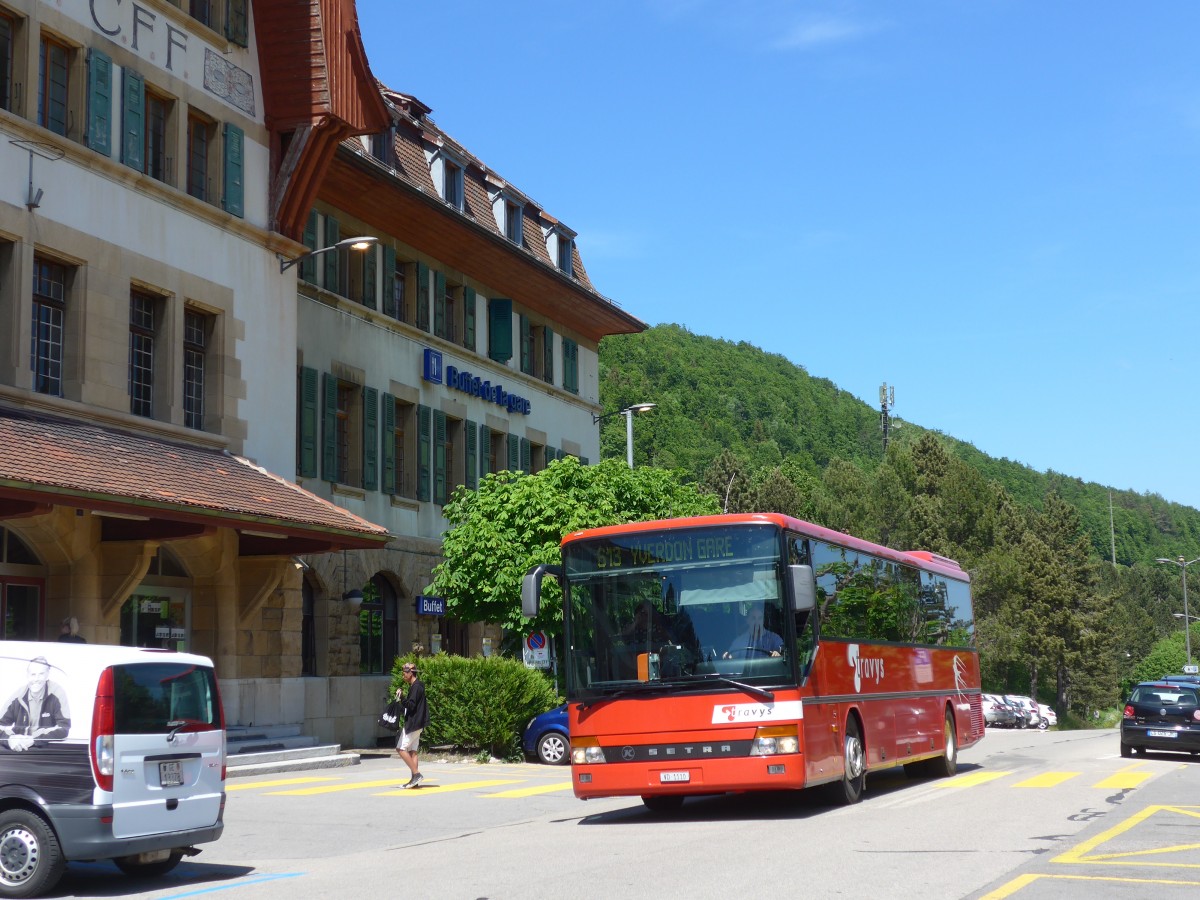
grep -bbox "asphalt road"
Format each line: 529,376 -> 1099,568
45,727 -> 1200,900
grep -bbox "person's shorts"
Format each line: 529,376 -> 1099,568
397,727 -> 422,751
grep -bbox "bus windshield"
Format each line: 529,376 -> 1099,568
563,524 -> 796,695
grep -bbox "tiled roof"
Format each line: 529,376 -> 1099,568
0,406 -> 390,547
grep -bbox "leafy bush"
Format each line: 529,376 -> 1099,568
388,654 -> 560,757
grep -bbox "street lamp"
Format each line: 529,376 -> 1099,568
279,235 -> 378,274
593,402 -> 656,467
1157,555 -> 1200,668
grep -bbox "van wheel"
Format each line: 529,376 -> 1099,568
114,850 -> 185,878
0,809 -> 66,899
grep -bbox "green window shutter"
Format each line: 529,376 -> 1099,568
381,393 -> 396,495
543,326 -> 554,384
301,210 -> 319,284
222,123 -> 245,218
226,0 -> 249,46
479,424 -> 491,477
507,433 -> 520,472
519,315 -> 531,374
86,50 -> 112,157
563,339 -> 579,393
363,386 -> 379,491
433,271 -> 446,338
363,247 -> 377,309
121,68 -> 144,171
465,419 -> 477,490
433,410 -> 447,505
298,366 -> 318,478
463,287 -> 476,351
488,299 -> 512,362
520,437 -> 530,473
417,262 -> 430,332
322,372 -> 339,482
382,246 -> 397,318
323,217 -> 340,292
417,404 -> 431,501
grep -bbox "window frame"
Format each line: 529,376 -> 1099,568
186,110 -> 216,202
183,307 -> 211,430
128,288 -> 161,418
37,32 -> 71,136
30,256 -> 68,397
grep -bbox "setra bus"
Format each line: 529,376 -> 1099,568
522,512 -> 984,811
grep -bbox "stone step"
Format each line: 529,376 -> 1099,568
223,748 -> 357,777
227,734 -> 319,754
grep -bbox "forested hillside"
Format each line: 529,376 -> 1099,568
598,324 -> 1200,713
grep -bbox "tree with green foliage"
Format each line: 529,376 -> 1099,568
429,456 -> 719,639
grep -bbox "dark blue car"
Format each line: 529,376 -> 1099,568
522,704 -> 569,765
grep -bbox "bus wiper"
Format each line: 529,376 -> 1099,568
703,676 -> 775,703
578,682 -> 662,710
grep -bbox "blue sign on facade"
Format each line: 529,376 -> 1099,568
417,595 -> 446,616
422,348 -> 531,415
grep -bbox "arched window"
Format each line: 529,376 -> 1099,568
359,574 -> 398,674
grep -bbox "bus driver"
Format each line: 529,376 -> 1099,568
724,605 -> 783,659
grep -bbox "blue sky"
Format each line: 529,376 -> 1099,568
356,1 -> 1200,511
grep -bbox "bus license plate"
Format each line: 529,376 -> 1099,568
1147,730 -> 1176,738
159,760 -> 184,787
659,771 -> 690,783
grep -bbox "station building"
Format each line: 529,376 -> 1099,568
0,0 -> 643,747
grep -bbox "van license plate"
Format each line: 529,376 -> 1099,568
1147,730 -> 1176,738
659,771 -> 690,783
159,760 -> 184,787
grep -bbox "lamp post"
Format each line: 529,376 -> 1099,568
279,236 -> 379,274
1157,555 -> 1200,668
592,402 -> 655,467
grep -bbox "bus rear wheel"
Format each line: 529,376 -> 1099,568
829,717 -> 865,805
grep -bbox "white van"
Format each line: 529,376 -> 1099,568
0,642 -> 225,897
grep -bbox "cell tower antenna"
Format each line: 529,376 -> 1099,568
879,383 -> 895,453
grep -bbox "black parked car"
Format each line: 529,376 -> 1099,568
1120,681 -> 1200,758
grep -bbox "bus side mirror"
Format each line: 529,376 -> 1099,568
522,564 -> 563,618
789,564 -> 816,613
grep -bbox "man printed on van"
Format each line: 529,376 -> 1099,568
0,656 -> 71,751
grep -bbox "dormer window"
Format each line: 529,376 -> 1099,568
557,235 -> 573,276
505,200 -> 523,245
443,158 -> 463,210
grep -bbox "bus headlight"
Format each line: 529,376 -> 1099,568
750,725 -> 799,756
571,738 -> 607,765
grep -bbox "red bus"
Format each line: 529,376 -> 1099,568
522,513 -> 984,811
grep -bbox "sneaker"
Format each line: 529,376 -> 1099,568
412,772 -> 424,787
400,776 -> 415,789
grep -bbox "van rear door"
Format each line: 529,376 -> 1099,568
108,661 -> 225,839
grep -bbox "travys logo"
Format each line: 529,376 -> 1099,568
847,644 -> 884,692
711,700 -> 802,724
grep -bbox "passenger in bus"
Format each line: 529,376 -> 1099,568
723,605 -> 784,659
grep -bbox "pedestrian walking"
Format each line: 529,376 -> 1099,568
396,663 -> 428,788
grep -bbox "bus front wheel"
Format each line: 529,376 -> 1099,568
641,795 -> 685,814
830,717 -> 865,805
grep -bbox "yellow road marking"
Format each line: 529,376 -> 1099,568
935,770 -> 1010,788
1014,772 -> 1080,788
1093,771 -> 1153,790
226,776 -> 340,792
1054,805 -> 1200,866
267,777 -> 414,795
375,778 -> 522,796
485,782 -> 573,798
980,871 -> 1200,899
